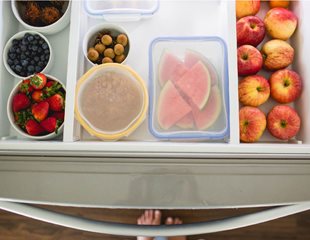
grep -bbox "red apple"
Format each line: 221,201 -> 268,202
239,106 -> 266,143
237,16 -> 265,47
264,8 -> 297,40
238,45 -> 263,76
261,40 -> 294,71
239,75 -> 270,107
270,69 -> 302,103
267,105 -> 300,140
236,0 -> 260,19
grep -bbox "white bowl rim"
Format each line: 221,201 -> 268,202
7,74 -> 66,140
3,30 -> 53,79
11,0 -> 72,31
82,23 -> 130,66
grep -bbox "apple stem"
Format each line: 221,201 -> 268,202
280,120 -> 287,128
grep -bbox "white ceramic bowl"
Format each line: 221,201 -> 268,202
83,23 -> 130,66
11,0 -> 71,35
7,74 -> 66,140
3,30 -> 54,79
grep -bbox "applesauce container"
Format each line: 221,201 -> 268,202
75,63 -> 148,141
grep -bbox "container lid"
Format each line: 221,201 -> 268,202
84,0 -> 160,21
75,63 -> 148,141
148,36 -> 230,140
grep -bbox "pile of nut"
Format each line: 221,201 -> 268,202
87,30 -> 129,64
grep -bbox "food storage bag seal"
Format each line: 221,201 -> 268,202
84,0 -> 160,21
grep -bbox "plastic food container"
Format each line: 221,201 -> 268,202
84,0 -> 159,21
75,63 -> 148,141
11,0 -> 71,35
148,36 -> 229,140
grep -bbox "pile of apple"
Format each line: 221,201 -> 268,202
236,0 -> 301,143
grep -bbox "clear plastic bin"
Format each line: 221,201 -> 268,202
148,36 -> 229,140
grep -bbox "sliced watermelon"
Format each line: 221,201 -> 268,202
192,85 -> 222,130
158,51 -> 188,87
175,61 -> 211,110
184,49 -> 219,86
157,81 -> 191,130
176,112 -> 194,129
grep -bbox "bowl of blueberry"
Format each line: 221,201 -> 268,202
3,30 -> 53,79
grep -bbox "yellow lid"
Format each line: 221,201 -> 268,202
75,63 -> 148,140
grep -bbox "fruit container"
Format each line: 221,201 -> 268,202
3,30 -> 53,79
11,0 -> 72,35
148,36 -> 229,140
75,63 -> 148,141
84,0 -> 159,21
237,1 -> 308,144
7,74 -> 66,140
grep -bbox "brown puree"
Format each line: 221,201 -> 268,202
80,70 -> 144,132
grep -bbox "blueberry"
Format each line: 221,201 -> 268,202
21,38 -> 28,45
34,34 -> 40,40
9,47 -> 16,53
24,33 -> 31,38
45,55 -> 49,61
40,55 -> 45,61
31,52 -> 36,57
9,53 -> 16,59
35,66 -> 41,72
12,39 -> 19,45
7,59 -> 13,66
30,60 -> 35,65
25,51 -> 30,56
14,59 -> 19,65
20,54 -> 26,60
44,49 -> 50,55
32,45 -> 38,51
27,35 -> 34,42
21,60 -> 28,67
32,40 -> 38,45
21,45 -> 27,52
15,65 -> 22,73
10,65 -> 15,70
37,47 -> 43,53
27,65 -> 34,72
42,42 -> 48,49
34,56 -> 39,62
16,48 -> 21,54
38,61 -> 44,67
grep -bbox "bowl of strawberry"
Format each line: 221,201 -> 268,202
7,73 -> 66,140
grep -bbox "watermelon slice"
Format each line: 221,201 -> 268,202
175,61 -> 211,110
157,81 -> 191,130
158,51 -> 188,86
184,49 -> 219,86
176,112 -> 194,129
192,85 -> 222,130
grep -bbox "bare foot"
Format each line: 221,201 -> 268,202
165,217 -> 187,240
137,210 -> 161,240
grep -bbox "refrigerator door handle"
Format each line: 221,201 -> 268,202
0,201 -> 309,236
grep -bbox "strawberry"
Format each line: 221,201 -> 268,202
19,79 -> 34,95
32,90 -> 45,102
25,119 -> 46,136
50,111 -> 65,121
12,93 -> 31,112
47,93 -> 65,111
30,73 -> 47,90
31,101 -> 49,122
40,117 -> 60,133
43,81 -> 62,97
